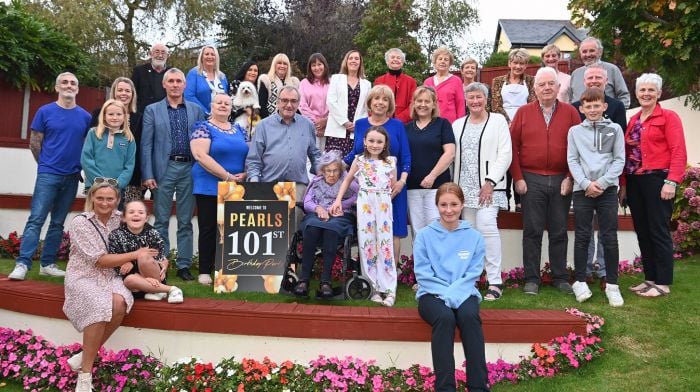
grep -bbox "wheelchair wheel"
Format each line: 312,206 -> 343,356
345,276 -> 372,300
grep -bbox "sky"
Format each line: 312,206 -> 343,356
464,0 -> 573,58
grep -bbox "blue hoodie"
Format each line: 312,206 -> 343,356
414,219 -> 485,308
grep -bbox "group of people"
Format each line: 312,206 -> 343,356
6,36 -> 687,391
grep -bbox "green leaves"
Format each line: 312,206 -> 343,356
0,2 -> 94,90
569,0 -> 700,108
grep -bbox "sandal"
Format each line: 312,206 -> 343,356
629,281 -> 653,293
636,283 -> 669,298
484,285 -> 502,301
292,281 -> 309,297
319,282 -> 333,299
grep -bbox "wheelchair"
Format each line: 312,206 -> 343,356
280,226 -> 373,301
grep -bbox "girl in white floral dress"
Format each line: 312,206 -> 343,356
332,126 -> 397,306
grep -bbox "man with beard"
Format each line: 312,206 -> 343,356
132,42 -> 171,113
9,72 -> 91,281
568,37 -> 630,108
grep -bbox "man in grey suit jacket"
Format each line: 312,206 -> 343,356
141,68 -> 205,281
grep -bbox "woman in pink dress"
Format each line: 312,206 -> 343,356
423,47 -> 466,124
299,53 -> 331,150
63,180 -> 159,391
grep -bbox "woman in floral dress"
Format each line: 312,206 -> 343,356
63,180 -> 159,391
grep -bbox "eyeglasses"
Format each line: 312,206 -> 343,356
94,177 -> 118,186
279,98 -> 299,105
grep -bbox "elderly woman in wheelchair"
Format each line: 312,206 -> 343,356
292,150 -> 359,298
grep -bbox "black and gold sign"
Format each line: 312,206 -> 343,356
214,182 -> 296,294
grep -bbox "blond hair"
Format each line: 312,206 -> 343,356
366,85 -> 396,116
96,99 -> 133,141
267,53 -> 295,84
410,86 -> 440,120
109,77 -> 137,113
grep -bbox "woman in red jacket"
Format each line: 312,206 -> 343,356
621,73 -> 687,298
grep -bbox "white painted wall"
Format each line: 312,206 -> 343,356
0,309 -> 531,367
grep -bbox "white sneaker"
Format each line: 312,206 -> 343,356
370,293 -> 383,303
572,281 -> 592,303
8,264 -> 28,280
67,351 -> 83,371
605,284 -> 625,307
144,292 -> 168,301
75,371 -> 92,392
198,273 -> 213,285
167,286 -> 184,304
382,293 -> 396,307
40,263 -> 66,277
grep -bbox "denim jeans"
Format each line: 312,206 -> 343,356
16,172 -> 79,268
573,187 -> 619,284
520,172 -> 572,284
152,161 -> 194,269
586,213 -> 606,278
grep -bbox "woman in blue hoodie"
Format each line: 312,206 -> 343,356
414,182 -> 489,392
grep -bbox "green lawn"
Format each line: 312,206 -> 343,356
1,257 -> 699,391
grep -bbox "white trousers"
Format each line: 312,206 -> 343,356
461,206 -> 503,284
407,189 -> 439,237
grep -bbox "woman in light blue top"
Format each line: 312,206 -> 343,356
185,45 -> 229,116
414,182 -> 489,392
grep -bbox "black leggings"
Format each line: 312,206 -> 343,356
300,226 -> 340,282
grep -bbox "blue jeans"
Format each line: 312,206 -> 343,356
152,161 -> 194,269
16,172 -> 79,268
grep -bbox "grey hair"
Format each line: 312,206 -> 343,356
464,82 -> 488,98
150,42 -> 168,53
55,72 -> 77,87
581,37 -> 603,51
636,73 -> 663,92
316,149 -> 347,173
508,48 -> 530,63
164,67 -> 185,79
278,85 -> 300,99
384,48 -> 406,63
534,66 -> 560,85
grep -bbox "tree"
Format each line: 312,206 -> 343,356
415,0 -> 479,65
26,0 -> 224,84
0,1 -> 95,90
569,0 -> 700,108
354,0 -> 426,81
219,1 -> 366,77
284,0 -> 366,73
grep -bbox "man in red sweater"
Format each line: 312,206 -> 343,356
510,67 -> 582,295
374,48 -> 417,124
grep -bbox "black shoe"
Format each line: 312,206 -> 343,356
176,268 -> 194,281
319,282 -> 334,299
292,281 -> 309,297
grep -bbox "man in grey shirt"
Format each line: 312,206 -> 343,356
568,37 -> 630,108
247,85 -> 321,228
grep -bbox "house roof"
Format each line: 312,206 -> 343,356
494,19 -> 588,51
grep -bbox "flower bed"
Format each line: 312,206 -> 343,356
0,309 -> 603,391
672,165 -> 700,257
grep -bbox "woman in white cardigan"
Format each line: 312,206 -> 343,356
452,82 -> 512,301
324,50 -> 371,156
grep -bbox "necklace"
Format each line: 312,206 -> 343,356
209,120 -> 235,134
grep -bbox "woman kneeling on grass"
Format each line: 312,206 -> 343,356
63,181 -> 132,391
414,182 -> 490,391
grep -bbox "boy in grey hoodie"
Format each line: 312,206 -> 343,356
567,87 -> 625,306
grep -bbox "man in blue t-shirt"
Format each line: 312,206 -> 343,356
9,72 -> 91,281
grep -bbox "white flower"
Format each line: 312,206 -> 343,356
215,366 -> 223,374
266,374 -> 272,380
227,369 -> 234,377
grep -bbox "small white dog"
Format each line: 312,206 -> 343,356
232,81 -> 260,140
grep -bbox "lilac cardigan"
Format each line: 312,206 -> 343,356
303,174 -> 359,214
